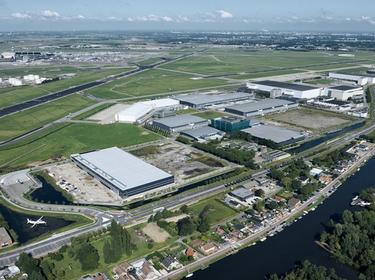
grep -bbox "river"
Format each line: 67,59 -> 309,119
189,156 -> 375,280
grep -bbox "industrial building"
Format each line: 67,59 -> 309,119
211,116 -> 250,132
246,80 -> 322,99
229,187 -> 254,202
175,92 -> 252,109
241,125 -> 305,146
180,126 -> 225,142
115,98 -> 180,124
327,85 -> 363,101
71,147 -> 174,198
151,114 -> 209,133
225,99 -> 298,117
328,72 -> 375,86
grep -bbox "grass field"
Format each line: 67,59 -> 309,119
193,111 -> 229,119
163,49 -> 375,77
87,69 -> 230,99
189,197 -> 237,225
0,67 -> 132,109
0,123 -> 161,171
265,107 -> 354,131
40,226 -> 177,280
0,94 -> 95,141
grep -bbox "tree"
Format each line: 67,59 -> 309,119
75,242 -> 99,271
16,253 -> 46,280
267,260 -> 345,280
103,240 -> 114,264
197,218 -> 210,233
180,205 -> 189,214
254,189 -> 265,198
177,217 -> 196,236
253,200 -> 265,212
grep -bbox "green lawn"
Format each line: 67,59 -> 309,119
189,197 -> 237,225
0,94 -> 96,141
0,123 -> 161,171
87,69 -> 230,99
193,111 -> 229,120
0,67 -> 132,109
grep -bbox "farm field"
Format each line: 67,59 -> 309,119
163,49 -> 375,76
265,107 -> 355,131
0,67 -> 132,109
87,69 -> 231,99
0,94 -> 95,141
0,123 -> 161,172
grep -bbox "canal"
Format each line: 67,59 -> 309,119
0,204 -> 74,244
29,175 -> 74,205
190,156 -> 375,280
289,121 -> 365,154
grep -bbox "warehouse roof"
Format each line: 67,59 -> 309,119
230,187 -> 253,200
153,114 -> 208,128
251,80 -> 317,91
225,99 -> 295,113
71,147 -> 173,192
181,126 -> 224,139
329,85 -> 362,91
241,125 -> 304,144
175,92 -> 251,106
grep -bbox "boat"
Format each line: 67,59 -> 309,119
186,273 -> 194,278
260,237 -> 267,242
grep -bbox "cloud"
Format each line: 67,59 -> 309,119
41,10 -> 60,18
11,12 -> 31,19
127,14 -> 175,22
216,10 -> 233,19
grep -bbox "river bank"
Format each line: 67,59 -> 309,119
186,155 -> 375,280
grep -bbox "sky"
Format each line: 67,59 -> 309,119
0,0 -> 375,32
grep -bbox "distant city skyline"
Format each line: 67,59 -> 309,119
0,0 -> 375,32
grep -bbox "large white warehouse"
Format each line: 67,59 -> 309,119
328,72 -> 375,86
115,98 -> 180,123
247,80 -> 322,99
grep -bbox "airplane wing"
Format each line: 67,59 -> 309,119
30,223 -> 36,229
37,216 -> 44,222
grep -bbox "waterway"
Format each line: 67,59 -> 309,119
190,156 -> 375,280
0,204 -> 73,244
29,175 -> 73,205
289,121 -> 365,154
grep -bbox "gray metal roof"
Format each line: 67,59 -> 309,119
329,85 -> 362,91
252,80 -> 317,91
230,187 -> 253,199
175,92 -> 251,106
225,99 -> 295,113
181,126 -> 224,139
71,147 -> 172,191
153,114 -> 208,128
241,125 -> 304,144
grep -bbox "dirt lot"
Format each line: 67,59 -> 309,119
142,223 -> 170,243
87,103 -> 129,124
46,162 -> 123,205
266,108 -> 352,131
130,141 -> 226,184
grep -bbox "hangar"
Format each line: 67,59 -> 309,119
225,99 -> 297,117
246,80 -> 322,99
71,147 -> 174,197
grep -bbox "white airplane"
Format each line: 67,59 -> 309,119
27,216 -> 46,228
